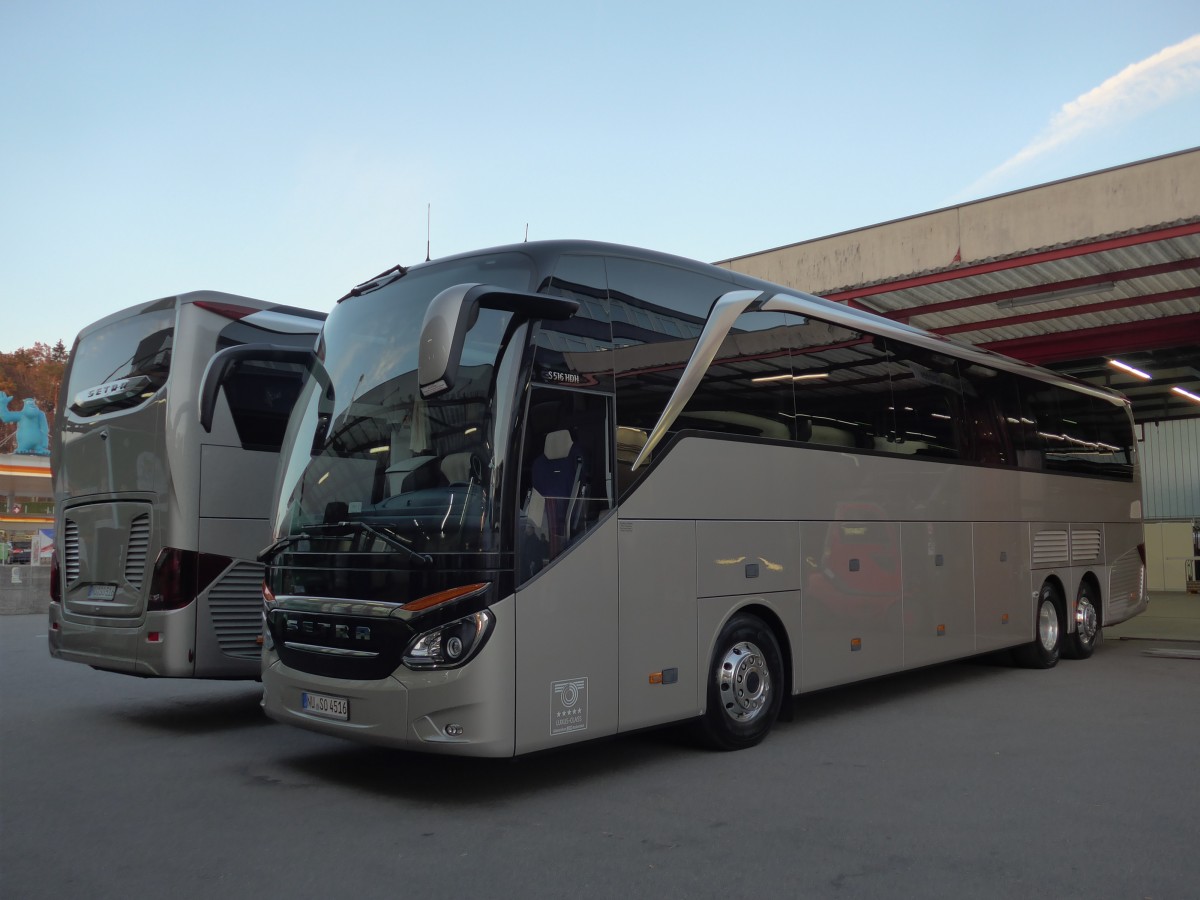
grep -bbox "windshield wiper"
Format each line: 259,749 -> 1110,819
337,264 -> 408,302
258,521 -> 433,566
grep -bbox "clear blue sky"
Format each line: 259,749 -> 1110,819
2,0 -> 1198,352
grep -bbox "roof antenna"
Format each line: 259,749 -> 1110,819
524,223 -> 529,243
426,203 -> 431,261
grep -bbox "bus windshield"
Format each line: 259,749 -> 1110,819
273,252 -> 535,567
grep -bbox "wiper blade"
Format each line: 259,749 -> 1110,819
337,264 -> 409,302
257,521 -> 433,566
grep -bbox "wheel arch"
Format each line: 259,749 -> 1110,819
1078,570 -> 1104,627
713,601 -> 795,699
1040,573 -> 1068,614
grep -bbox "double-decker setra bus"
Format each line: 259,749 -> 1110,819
233,241 -> 1145,755
49,292 -> 324,678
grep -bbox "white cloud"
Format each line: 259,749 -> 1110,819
964,33 -> 1200,196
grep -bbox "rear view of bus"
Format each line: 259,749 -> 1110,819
48,292 -> 325,678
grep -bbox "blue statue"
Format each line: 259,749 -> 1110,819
0,393 -> 50,456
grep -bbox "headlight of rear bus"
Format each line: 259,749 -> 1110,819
403,609 -> 494,670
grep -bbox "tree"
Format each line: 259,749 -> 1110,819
0,342 -> 66,453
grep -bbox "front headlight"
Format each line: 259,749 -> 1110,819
403,609 -> 494,669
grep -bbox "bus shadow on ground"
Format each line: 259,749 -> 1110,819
278,653 -> 1017,803
780,650 -> 1014,728
280,727 -> 688,804
118,690 -> 269,735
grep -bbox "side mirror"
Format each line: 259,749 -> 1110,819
418,284 -> 578,398
199,343 -> 316,433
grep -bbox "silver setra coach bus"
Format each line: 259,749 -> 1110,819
224,240 -> 1145,754
50,291 -> 324,678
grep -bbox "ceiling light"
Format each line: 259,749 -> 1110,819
752,372 -> 830,384
1108,359 -> 1152,380
1172,386 -> 1200,404
995,282 -> 1115,310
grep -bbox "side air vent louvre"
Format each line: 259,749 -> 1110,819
1032,530 -> 1069,568
64,519 -> 81,583
124,514 -> 151,588
208,561 -> 265,659
1071,529 -> 1102,562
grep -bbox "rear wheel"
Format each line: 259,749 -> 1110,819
1064,580 -> 1101,659
1013,583 -> 1063,669
693,613 -> 784,751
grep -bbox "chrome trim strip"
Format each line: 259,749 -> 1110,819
631,289 -> 764,470
283,642 -> 380,658
274,595 -> 401,617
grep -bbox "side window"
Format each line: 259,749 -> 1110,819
214,325 -> 319,454
518,386 -> 613,583
681,310 -> 796,440
1034,385 -> 1134,480
959,363 -> 1030,467
886,339 -> 968,460
536,255 -> 614,393
786,317 -> 897,452
608,257 -> 737,495
221,359 -> 309,453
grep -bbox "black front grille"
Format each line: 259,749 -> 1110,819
269,608 -> 413,680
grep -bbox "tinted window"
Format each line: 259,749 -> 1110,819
680,310 -> 796,441
886,339 -> 968,460
536,255 -> 614,393
221,360 -> 310,452
786,317 -> 897,452
66,305 -> 175,416
959,363 -> 1033,466
1020,381 -> 1133,479
609,258 -> 737,494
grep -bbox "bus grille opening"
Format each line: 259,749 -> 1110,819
63,519 -> 81,583
208,561 -> 267,659
124,514 -> 152,588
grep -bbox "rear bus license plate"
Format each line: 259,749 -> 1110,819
87,584 -> 117,601
301,691 -> 349,721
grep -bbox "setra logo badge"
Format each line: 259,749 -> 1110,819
283,616 -> 371,643
550,677 -> 588,735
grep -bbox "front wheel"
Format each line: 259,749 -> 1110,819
1013,583 -> 1063,669
693,613 -> 784,751
1064,580 -> 1101,659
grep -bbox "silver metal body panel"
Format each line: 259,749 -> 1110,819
513,517 -> 620,754
261,596 -> 517,757
48,603 -> 197,676
258,432 -> 1144,755
900,522 -> 975,667
973,522 -> 1032,652
617,520 -> 699,731
51,293 -> 319,679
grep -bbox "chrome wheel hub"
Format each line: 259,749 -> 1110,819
717,641 -> 771,723
1075,596 -> 1098,645
1038,599 -> 1059,652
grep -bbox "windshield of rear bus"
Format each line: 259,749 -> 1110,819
272,252 -> 535,564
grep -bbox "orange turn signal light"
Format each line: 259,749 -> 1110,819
402,582 -> 490,612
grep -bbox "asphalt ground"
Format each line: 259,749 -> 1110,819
2,599 -> 1198,900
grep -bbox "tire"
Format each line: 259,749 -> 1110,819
1013,582 -> 1064,669
1064,580 -> 1102,659
693,613 -> 784,751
